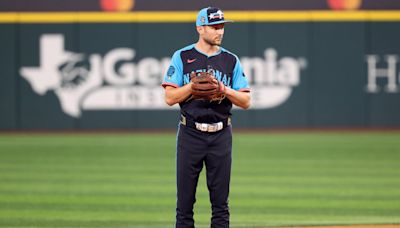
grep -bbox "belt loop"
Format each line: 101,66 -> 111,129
180,114 -> 186,126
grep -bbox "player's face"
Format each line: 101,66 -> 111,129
202,23 -> 225,46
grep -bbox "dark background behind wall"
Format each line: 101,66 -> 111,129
1,0 -> 400,11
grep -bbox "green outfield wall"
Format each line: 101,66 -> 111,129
1,12 -> 400,130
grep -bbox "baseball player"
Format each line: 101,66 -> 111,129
162,7 -> 250,228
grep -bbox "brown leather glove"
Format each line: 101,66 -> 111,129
190,71 -> 226,102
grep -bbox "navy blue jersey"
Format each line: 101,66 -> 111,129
162,44 -> 250,123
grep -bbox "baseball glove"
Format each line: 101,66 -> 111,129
190,71 -> 226,102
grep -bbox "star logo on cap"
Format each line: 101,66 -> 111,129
209,10 -> 224,20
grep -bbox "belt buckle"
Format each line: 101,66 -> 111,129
195,122 -> 223,132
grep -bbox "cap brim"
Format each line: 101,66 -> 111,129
205,20 -> 234,25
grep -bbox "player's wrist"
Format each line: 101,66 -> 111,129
219,81 -> 226,93
224,86 -> 233,96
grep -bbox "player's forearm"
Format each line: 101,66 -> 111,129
225,88 -> 251,109
164,83 -> 192,106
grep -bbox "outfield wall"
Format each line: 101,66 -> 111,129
1,12 -> 400,130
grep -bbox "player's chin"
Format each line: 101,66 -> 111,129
214,39 -> 222,45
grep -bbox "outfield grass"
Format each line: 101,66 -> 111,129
0,132 -> 399,227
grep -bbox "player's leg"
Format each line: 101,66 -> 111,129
176,125 -> 207,228
205,126 -> 232,228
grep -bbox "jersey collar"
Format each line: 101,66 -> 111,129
194,45 -> 222,58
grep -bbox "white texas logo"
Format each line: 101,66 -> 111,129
20,34 -> 306,118
20,35 -> 102,117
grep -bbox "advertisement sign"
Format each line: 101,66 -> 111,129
19,34 -> 307,118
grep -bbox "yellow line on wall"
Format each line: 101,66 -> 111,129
1,11 -> 400,23
0,13 -> 18,23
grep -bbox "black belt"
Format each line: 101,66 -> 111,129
180,114 -> 231,132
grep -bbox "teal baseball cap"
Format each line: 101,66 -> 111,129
196,7 -> 233,26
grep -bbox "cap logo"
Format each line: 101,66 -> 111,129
197,7 -> 231,26
200,16 -> 206,24
209,10 -> 224,20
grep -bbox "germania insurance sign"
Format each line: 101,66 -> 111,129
20,34 -> 306,118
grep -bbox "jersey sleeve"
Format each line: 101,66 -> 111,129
232,57 -> 250,92
162,51 -> 183,88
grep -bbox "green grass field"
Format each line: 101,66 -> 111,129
0,132 -> 399,228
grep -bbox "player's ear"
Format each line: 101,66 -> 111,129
196,26 -> 204,35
